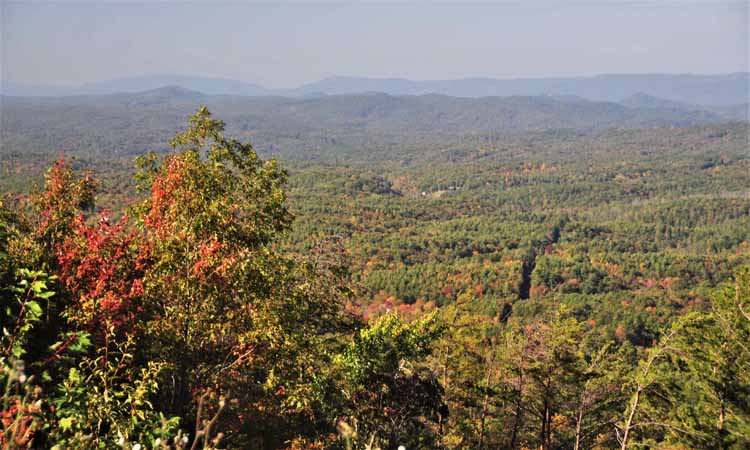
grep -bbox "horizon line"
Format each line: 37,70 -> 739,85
5,71 -> 749,91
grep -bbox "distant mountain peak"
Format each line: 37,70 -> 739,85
137,85 -> 205,97
627,92 -> 660,101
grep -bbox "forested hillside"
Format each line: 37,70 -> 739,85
1,97 -> 749,449
0,89 -> 739,165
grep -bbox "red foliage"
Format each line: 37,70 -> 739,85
56,212 -> 144,333
144,156 -> 186,236
192,238 -> 223,279
0,400 -> 39,448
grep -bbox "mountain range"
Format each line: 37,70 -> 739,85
3,85 -> 746,165
4,72 -> 749,106
2,86 -> 738,136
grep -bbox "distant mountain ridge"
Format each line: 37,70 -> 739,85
2,87 -> 746,166
4,75 -> 268,97
4,72 -> 748,105
1,89 -> 736,154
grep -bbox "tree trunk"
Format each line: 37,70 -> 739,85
478,392 -> 489,449
509,369 -> 524,450
478,344 -> 496,449
620,388 -> 641,450
541,398 -> 551,450
574,398 -> 585,450
717,395 -> 726,450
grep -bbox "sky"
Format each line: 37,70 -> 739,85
1,1 -> 748,88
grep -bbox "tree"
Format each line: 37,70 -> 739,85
335,312 -> 446,449
520,310 -> 585,450
3,107 -> 358,448
29,157 -> 99,269
132,106 -> 350,447
570,342 -> 628,450
650,266 -> 750,449
430,292 -> 511,449
616,325 -> 680,449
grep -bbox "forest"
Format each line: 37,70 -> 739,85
1,96 -> 749,450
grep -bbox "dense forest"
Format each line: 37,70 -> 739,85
1,95 -> 749,450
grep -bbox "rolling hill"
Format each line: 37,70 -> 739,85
1,88 -> 734,162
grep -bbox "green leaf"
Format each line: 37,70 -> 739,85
27,300 -> 43,318
59,416 -> 75,432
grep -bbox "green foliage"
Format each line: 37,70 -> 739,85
338,313 -> 443,384
127,108 -> 354,449
335,313 -> 446,449
49,336 -> 178,450
434,305 -> 629,450
646,266 -> 750,449
2,269 -> 56,359
2,102 -> 749,449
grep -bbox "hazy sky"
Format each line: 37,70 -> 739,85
2,1 -> 748,88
